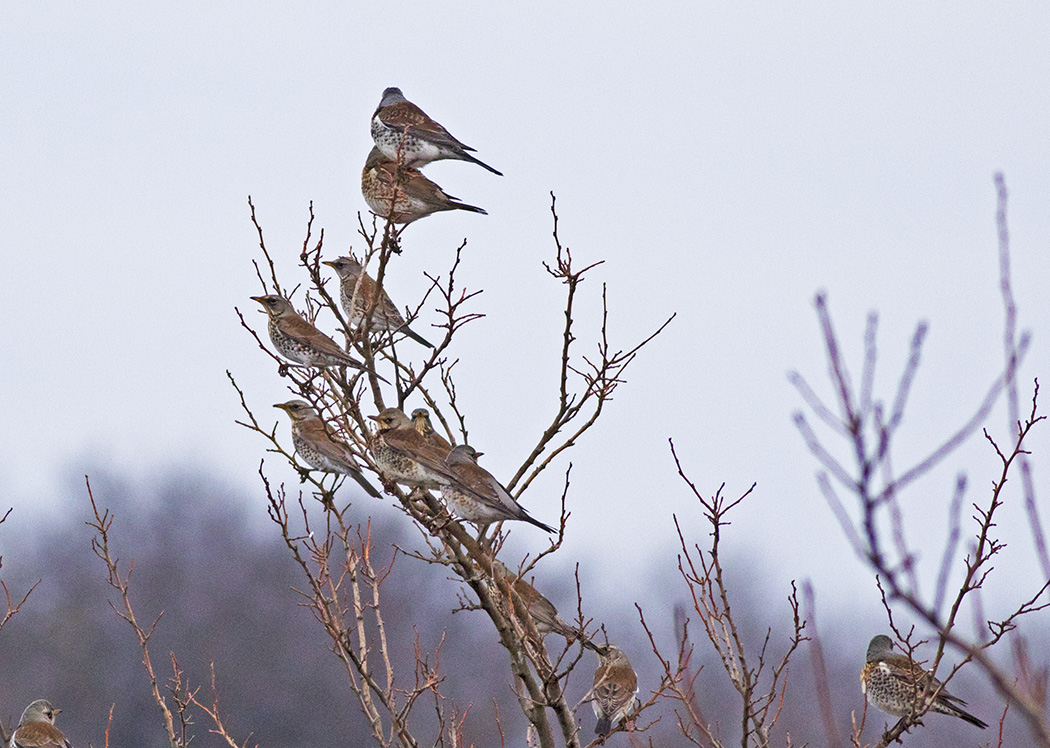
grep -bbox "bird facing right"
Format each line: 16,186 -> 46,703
361,147 -> 487,225
592,645 -> 639,737
322,256 -> 433,348
441,445 -> 555,533
861,634 -> 988,729
251,294 -> 371,372
273,400 -> 381,498
370,86 -> 503,175
489,559 -> 595,648
10,699 -> 72,748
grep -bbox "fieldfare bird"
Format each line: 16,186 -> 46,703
490,559 -> 596,648
411,408 -> 453,452
441,445 -> 555,533
10,699 -> 72,748
273,400 -> 381,498
861,634 -> 988,729
251,295 -> 383,379
322,256 -> 433,347
362,147 -> 487,224
592,645 -> 640,737
368,407 -> 450,490
371,87 -> 502,175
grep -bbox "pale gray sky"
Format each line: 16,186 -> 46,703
2,2 -> 1048,632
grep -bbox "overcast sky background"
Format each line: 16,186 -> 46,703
3,1 -> 1049,644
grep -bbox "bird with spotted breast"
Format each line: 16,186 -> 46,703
273,400 -> 381,498
251,295 -> 382,380
490,559 -> 597,649
10,699 -> 72,748
440,445 -> 555,533
592,645 -> 639,737
861,634 -> 987,729
361,147 -> 487,225
322,256 -> 433,348
368,407 -> 450,490
412,408 -> 453,452
371,87 -> 502,175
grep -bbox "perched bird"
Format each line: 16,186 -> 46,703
251,295 -> 380,377
368,407 -> 450,490
322,256 -> 433,348
441,445 -> 555,533
592,645 -> 639,737
362,147 -> 487,225
411,408 -> 452,452
490,560 -> 595,648
273,400 -> 381,498
10,699 -> 72,748
861,634 -> 988,729
371,87 -> 502,175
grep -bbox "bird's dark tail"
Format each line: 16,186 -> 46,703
595,716 -> 612,737
451,200 -> 488,215
463,152 -> 503,176
952,707 -> 988,730
523,511 -> 556,534
402,324 -> 435,348
939,693 -> 988,729
348,469 -> 383,499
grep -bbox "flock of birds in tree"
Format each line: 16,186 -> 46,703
5,89 -> 986,747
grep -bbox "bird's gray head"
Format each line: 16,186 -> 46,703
251,294 -> 294,317
369,407 -> 412,431
598,644 -> 630,666
20,699 -> 60,725
379,87 -> 406,106
274,400 -> 318,422
446,444 -> 481,465
322,256 -> 363,280
866,634 -> 895,662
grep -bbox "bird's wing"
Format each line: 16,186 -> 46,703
12,723 -> 72,748
882,656 -> 940,694
400,171 -> 459,206
283,315 -> 355,361
300,421 -> 359,469
377,101 -> 474,152
456,463 -> 520,514
384,429 -> 451,476
594,679 -> 635,713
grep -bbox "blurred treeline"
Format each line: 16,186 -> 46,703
0,470 -> 1034,747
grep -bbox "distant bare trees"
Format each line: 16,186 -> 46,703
1,174 -> 1047,748
792,174 -> 1049,748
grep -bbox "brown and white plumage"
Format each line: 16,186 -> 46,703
251,295 -> 375,374
273,400 -> 381,498
322,256 -> 433,348
368,407 -> 450,489
861,634 -> 987,729
440,445 -> 554,532
490,560 -> 596,648
411,408 -> 453,452
592,645 -> 639,737
10,700 -> 72,748
371,87 -> 502,175
361,148 -> 487,225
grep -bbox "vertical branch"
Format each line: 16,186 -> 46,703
85,477 -> 184,748
995,173 -> 1050,580
0,507 -> 39,634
